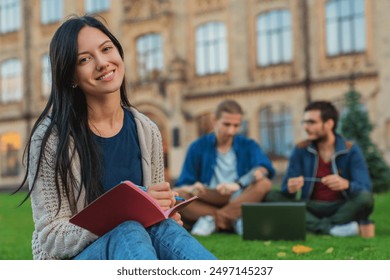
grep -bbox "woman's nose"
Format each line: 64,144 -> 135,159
95,54 -> 109,71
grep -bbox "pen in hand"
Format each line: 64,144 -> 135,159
304,177 -> 322,182
175,196 -> 185,202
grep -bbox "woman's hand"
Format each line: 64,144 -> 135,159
147,182 -> 174,210
147,183 -> 184,226
170,212 -> 183,226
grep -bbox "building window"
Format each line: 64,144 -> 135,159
84,0 -> 110,13
0,58 -> 22,103
256,9 -> 292,67
259,105 -> 293,158
238,119 -> 249,137
0,132 -> 21,177
136,33 -> 163,80
41,54 -> 51,96
196,22 -> 228,76
41,0 -> 63,24
0,0 -> 21,34
326,0 -> 366,56
386,120 -> 390,149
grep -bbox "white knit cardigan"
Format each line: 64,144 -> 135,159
28,107 -> 165,259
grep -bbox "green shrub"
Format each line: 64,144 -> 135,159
340,89 -> 390,193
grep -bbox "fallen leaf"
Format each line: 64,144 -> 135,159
277,252 -> 287,257
325,247 -> 334,254
264,241 -> 271,246
292,244 -> 313,254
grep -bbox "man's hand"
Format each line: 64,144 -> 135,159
253,167 -> 268,181
216,182 -> 240,195
287,176 -> 304,193
321,174 -> 349,191
179,182 -> 207,196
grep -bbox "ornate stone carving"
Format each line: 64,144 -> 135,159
123,0 -> 171,21
192,74 -> 229,89
253,64 -> 296,85
167,57 -> 188,82
192,0 -> 227,15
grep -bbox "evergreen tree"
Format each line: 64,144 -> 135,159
340,89 -> 390,193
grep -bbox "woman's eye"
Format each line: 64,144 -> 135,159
79,57 -> 90,64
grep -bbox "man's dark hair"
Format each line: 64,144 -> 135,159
304,101 -> 339,132
215,99 -> 243,119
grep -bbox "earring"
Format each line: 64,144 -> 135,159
72,84 -> 77,89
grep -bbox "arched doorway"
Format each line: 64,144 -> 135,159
135,104 -> 170,182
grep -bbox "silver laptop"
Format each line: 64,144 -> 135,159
242,202 -> 306,241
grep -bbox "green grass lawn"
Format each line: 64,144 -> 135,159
1,191 -> 389,260
0,192 -> 34,260
198,191 -> 390,260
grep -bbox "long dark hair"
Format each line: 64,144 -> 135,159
16,15 -> 131,213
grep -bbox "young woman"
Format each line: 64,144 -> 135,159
17,15 -> 216,260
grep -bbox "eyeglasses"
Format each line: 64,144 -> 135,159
301,119 -> 320,125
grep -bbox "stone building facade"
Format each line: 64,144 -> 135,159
1,0 -> 389,189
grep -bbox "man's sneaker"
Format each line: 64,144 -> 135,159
233,218 -> 243,235
191,215 -> 216,236
329,221 -> 359,237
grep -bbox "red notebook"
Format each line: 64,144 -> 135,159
69,181 -> 197,236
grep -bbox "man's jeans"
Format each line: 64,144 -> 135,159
73,219 -> 217,260
264,190 -> 374,234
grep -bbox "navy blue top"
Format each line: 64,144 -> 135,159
93,108 -> 143,191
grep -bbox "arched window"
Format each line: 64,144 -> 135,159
259,105 -> 293,158
0,132 -> 21,177
136,33 -> 164,80
326,0 -> 365,56
386,120 -> 390,149
256,9 -> 292,66
196,22 -> 228,76
238,119 -> 249,137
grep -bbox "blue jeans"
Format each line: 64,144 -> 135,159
73,219 -> 217,260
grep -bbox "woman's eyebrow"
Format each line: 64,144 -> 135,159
77,40 -> 112,56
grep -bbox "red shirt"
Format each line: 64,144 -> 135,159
310,157 -> 344,201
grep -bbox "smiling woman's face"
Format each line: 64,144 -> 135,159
74,26 -> 125,99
